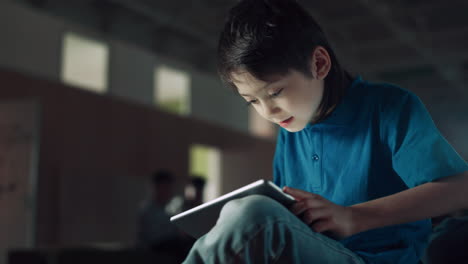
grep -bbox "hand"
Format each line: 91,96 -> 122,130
283,186 -> 357,240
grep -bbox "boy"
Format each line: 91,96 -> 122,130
183,0 -> 468,263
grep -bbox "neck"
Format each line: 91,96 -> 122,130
313,71 -> 353,124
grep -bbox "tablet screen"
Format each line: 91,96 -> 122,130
170,179 -> 295,238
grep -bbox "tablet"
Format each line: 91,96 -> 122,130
170,179 -> 296,238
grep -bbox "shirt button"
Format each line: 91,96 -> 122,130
312,154 -> 320,161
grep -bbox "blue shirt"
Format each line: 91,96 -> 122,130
273,77 -> 468,264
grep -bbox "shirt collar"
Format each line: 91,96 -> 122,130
306,76 -> 364,128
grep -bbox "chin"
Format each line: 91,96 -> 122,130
283,124 -> 306,133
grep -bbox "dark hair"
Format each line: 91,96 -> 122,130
190,176 -> 206,190
217,0 -> 352,123
151,170 -> 174,185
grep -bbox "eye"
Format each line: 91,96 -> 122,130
270,88 -> 284,98
246,99 -> 259,106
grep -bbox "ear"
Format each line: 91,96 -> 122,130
310,46 -> 332,80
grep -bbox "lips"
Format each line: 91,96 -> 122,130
279,117 -> 294,127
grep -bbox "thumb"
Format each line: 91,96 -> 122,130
283,186 -> 314,200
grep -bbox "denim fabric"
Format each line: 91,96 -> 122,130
183,195 -> 365,264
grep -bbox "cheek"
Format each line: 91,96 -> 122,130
302,84 -> 323,108
290,92 -> 316,110
252,105 -> 266,118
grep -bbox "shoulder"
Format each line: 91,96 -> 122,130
359,80 -> 417,108
138,199 -> 150,211
355,80 -> 427,123
138,200 -> 162,215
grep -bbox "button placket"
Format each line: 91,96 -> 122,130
309,128 -> 323,190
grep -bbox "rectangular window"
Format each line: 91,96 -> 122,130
189,144 -> 221,202
154,65 -> 191,115
61,32 -> 109,93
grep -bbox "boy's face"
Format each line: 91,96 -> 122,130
233,69 -> 324,132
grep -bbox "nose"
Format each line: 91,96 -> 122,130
261,101 -> 281,119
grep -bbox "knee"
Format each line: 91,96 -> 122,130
219,195 -> 288,224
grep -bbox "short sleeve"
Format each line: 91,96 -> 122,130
381,91 -> 467,188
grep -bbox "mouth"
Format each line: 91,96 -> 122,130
279,117 -> 294,127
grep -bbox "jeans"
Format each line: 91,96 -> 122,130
183,195 -> 365,264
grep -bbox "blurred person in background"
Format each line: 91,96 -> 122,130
137,169 -> 180,250
182,176 -> 206,211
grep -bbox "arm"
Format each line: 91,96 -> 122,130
284,171 -> 468,239
350,171 -> 468,234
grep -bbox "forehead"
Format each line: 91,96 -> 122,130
231,71 -> 285,96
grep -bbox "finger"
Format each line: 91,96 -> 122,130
290,199 -> 323,215
310,220 -> 331,234
289,200 -> 308,215
283,186 -> 317,200
302,208 -> 328,225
